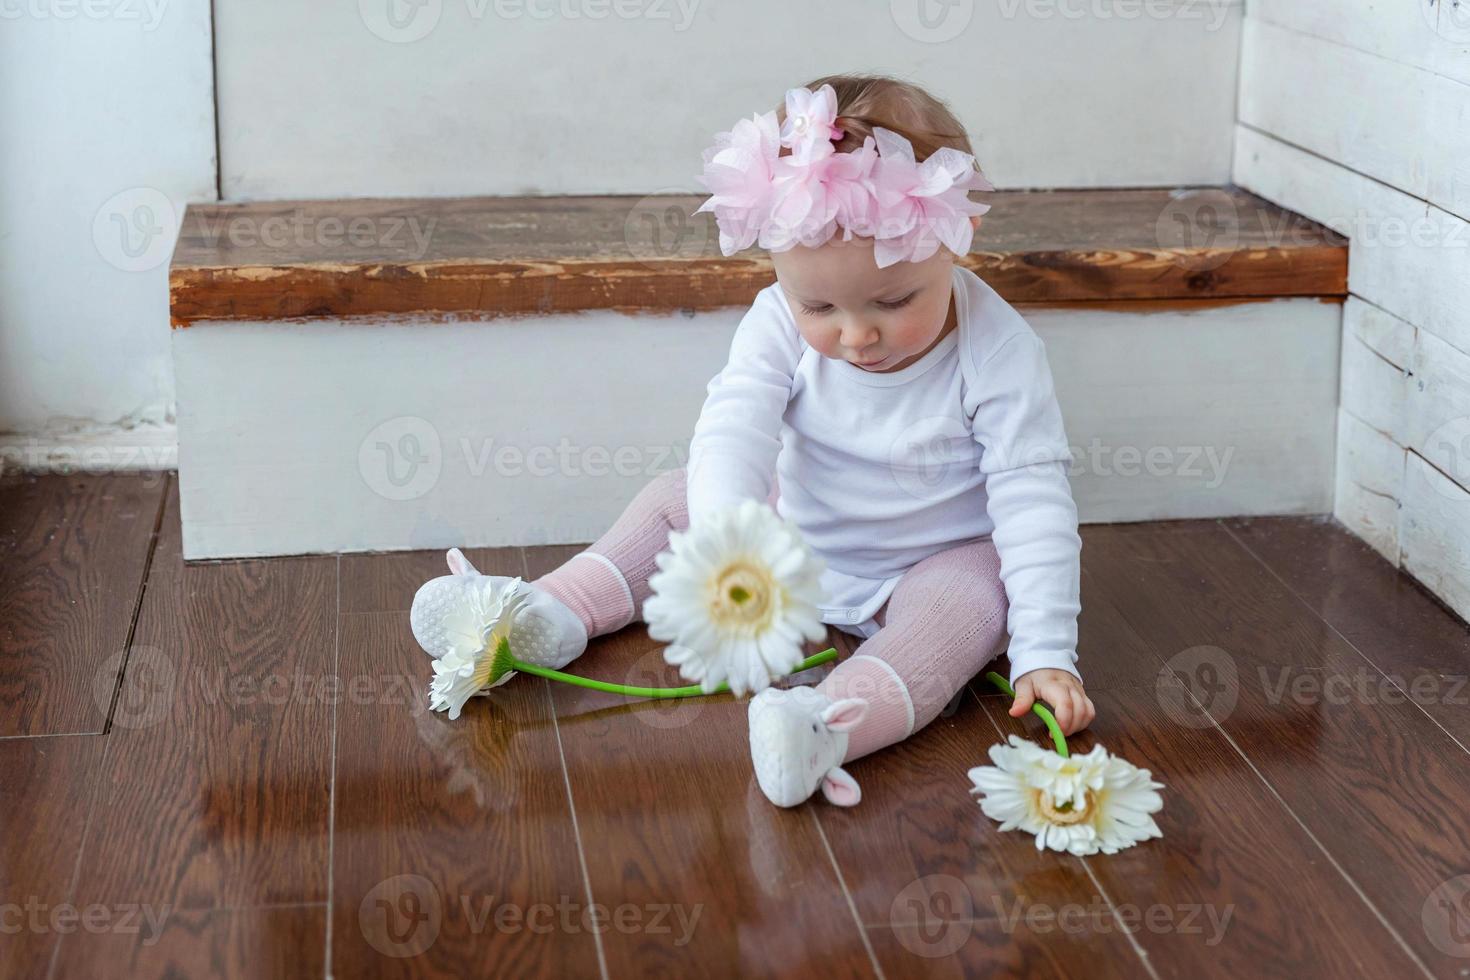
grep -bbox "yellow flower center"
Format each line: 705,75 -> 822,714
710,561 -> 773,628
1038,788 -> 1095,826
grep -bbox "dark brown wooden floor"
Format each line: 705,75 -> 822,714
3,471 -> 1469,979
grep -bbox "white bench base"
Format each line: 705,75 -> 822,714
173,299 -> 1340,560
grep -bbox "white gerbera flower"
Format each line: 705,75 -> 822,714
968,735 -> 1165,856
644,499 -> 827,696
428,578 -> 528,720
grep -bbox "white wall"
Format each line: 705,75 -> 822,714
1234,3 -> 1470,619
214,0 -> 1243,199
172,299 -> 1338,559
1,0 -> 1245,456
0,0 -> 216,465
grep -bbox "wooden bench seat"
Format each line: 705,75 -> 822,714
169,186 -> 1348,559
169,187 -> 1347,327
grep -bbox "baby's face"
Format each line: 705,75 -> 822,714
770,217 -> 976,371
771,221 -> 977,373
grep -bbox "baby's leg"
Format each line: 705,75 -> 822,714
532,466 -> 780,639
816,537 -> 1009,763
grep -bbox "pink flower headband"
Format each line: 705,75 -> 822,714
693,84 -> 994,268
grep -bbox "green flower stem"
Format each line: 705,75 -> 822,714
984,670 -> 1069,757
508,647 -> 839,699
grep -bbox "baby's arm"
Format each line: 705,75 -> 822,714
686,287 -> 802,523
966,330 -> 1092,731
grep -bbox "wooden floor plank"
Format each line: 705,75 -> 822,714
60,482 -> 336,925
330,546 -> 601,979
978,680 -> 1418,978
339,545 -> 523,614
1222,516 -> 1470,749
812,634 -> 1147,978
524,544 -> 878,977
52,905 -> 326,980
1082,522 -> 1470,977
8,486 -> 1468,978
864,917 -> 1151,980
0,737 -> 106,980
0,472 -> 166,736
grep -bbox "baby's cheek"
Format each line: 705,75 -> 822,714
894,317 -> 933,351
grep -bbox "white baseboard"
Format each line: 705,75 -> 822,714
0,420 -> 178,474
172,299 -> 1341,559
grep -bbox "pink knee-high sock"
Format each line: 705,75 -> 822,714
817,537 -> 1010,763
534,466 -> 784,639
531,467 -> 691,637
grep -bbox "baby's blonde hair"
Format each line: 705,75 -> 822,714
776,73 -> 977,164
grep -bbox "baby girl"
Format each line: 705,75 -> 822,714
417,74 -> 1095,807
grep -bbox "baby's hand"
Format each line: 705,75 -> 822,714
1008,669 -> 1095,736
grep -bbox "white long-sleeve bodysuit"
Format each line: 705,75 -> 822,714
685,264 -> 1083,684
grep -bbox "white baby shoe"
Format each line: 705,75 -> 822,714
410,547 -> 588,686
748,685 -> 869,807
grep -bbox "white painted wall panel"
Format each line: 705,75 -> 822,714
1333,407 -> 1404,564
174,298 -> 1340,559
1340,331 -> 1407,444
1345,296 -> 1414,370
1240,19 -> 1432,200
1233,126 -> 1470,358
214,0 -> 1243,199
1401,452 -> 1470,616
1030,300 -> 1340,521
1248,0 -> 1439,76
1407,327 -> 1470,492
1248,0 -> 1470,87
0,0 -> 216,437
1239,17 -> 1470,223
1234,37 -> 1470,623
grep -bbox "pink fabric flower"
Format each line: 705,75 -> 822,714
694,110 -> 782,254
762,136 -> 878,251
779,84 -> 843,165
868,127 -> 994,267
692,87 -> 995,267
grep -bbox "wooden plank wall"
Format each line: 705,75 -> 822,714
1233,4 -> 1470,621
